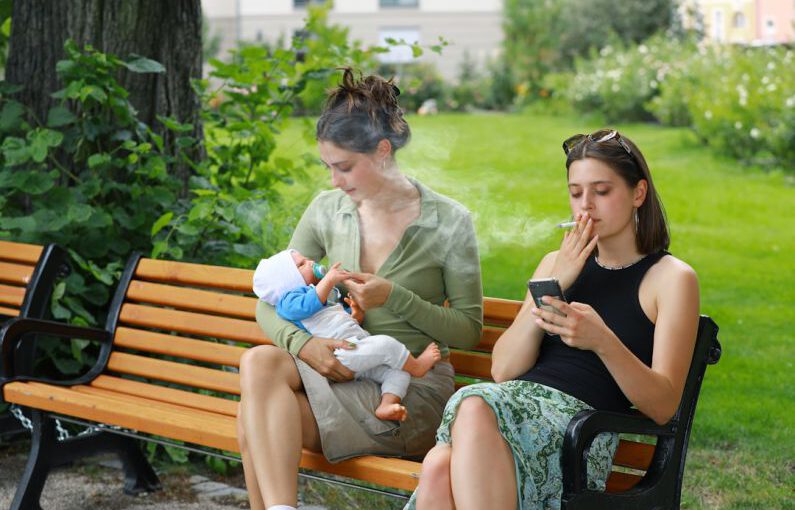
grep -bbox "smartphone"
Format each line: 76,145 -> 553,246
527,278 -> 567,316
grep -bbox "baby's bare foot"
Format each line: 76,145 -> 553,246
376,402 -> 408,422
403,342 -> 441,378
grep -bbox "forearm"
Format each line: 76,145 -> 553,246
491,306 -> 545,382
383,283 -> 482,349
255,300 -> 312,356
314,278 -> 336,304
597,336 -> 680,424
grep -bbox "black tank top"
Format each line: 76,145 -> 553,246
517,251 -> 667,411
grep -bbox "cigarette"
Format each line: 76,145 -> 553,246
556,221 -> 577,229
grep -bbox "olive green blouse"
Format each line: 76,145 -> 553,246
255,179 -> 483,358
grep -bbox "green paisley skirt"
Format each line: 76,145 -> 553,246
403,380 -> 618,510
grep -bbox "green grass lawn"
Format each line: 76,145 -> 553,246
275,112 -> 794,509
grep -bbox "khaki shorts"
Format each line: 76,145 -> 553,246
293,356 -> 455,463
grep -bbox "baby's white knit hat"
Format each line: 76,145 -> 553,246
252,249 -> 307,305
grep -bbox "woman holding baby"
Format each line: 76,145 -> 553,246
237,68 -> 483,510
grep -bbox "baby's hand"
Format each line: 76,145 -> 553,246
344,296 -> 365,324
324,262 -> 350,284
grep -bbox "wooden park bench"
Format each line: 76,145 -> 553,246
0,241 -> 68,441
0,253 -> 721,510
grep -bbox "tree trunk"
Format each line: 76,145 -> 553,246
5,0 -> 203,196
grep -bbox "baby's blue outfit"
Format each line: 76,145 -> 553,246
277,285 -> 412,399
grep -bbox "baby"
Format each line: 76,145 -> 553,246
253,249 -> 441,421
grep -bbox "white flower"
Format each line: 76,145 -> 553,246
705,110 -> 713,119
762,76 -> 769,84
638,45 -> 648,54
767,61 -> 776,70
786,96 -> 795,108
767,84 -> 777,92
611,83 -> 620,92
750,128 -> 760,139
735,121 -> 743,129
650,80 -> 658,89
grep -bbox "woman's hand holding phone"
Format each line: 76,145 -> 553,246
550,212 -> 598,290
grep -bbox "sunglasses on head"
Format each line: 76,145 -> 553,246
562,129 -> 634,158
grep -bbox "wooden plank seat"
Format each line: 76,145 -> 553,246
0,241 -> 69,442
0,253 -> 721,509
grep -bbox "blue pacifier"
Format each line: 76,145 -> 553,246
312,263 -> 327,279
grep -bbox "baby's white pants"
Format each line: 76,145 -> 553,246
334,334 -> 412,399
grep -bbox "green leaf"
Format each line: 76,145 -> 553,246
52,356 -> 82,375
151,240 -> 168,259
1,136 -> 29,165
71,338 -> 90,363
52,281 -> 66,301
157,115 -> 194,133
411,44 -> 423,58
46,106 -> 77,127
0,100 -> 24,131
88,153 -> 112,168
51,301 -> 72,320
67,203 -> 93,223
123,56 -> 166,74
163,444 -> 189,463
151,212 -> 173,236
0,81 -> 23,95
28,128 -> 64,162
0,215 -> 36,232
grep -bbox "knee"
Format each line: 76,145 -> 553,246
453,396 -> 497,435
239,345 -> 290,393
420,445 -> 452,484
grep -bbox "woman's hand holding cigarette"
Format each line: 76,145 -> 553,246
549,212 -> 598,290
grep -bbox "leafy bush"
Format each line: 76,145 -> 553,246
564,33 -> 696,122
671,45 -> 795,168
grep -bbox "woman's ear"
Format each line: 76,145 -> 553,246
633,179 -> 648,207
376,138 -> 392,160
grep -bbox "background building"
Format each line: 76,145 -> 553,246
680,0 -> 795,45
202,0 -> 503,82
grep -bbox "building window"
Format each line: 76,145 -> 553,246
378,28 -> 420,64
765,18 -> 775,36
380,0 -> 419,8
732,12 -> 745,29
294,0 -> 325,9
712,9 -> 724,41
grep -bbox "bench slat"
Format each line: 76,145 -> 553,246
449,349 -> 492,380
0,305 -> 20,317
483,297 -> 523,326
0,241 -> 43,265
114,327 -> 246,367
0,283 -> 26,307
4,381 -> 239,451
107,352 -> 240,395
605,470 -> 642,492
91,375 -> 238,417
613,439 -> 654,470
300,450 -> 421,491
135,258 -> 253,293
119,303 -> 268,345
0,261 -> 34,286
473,326 -> 504,352
126,280 -> 258,320
73,385 -> 236,425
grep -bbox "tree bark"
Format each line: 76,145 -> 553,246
5,0 -> 203,195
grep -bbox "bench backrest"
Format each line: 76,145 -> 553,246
105,254 -> 694,492
0,241 -> 68,321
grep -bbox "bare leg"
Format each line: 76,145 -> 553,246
375,393 -> 408,421
415,444 -> 455,510
237,345 -> 322,508
402,342 -> 441,378
450,397 -> 517,510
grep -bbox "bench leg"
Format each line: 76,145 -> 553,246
9,411 -> 162,509
113,435 -> 162,495
10,410 -> 53,510
0,410 -> 29,442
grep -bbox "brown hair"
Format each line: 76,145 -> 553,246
565,131 -> 670,254
316,68 -> 410,154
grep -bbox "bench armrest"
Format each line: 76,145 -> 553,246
561,408 -> 675,495
0,317 -> 112,391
